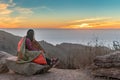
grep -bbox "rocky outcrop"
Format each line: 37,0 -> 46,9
92,51 -> 120,79
6,56 -> 51,76
92,68 -> 120,79
94,51 -> 120,68
0,51 -> 13,73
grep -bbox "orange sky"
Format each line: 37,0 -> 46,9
0,16 -> 120,29
0,0 -> 120,29
1,17 -> 120,29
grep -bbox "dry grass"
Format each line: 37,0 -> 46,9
55,38 -> 113,69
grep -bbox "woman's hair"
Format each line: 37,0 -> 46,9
26,29 -> 34,41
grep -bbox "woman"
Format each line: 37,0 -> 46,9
17,29 -> 58,67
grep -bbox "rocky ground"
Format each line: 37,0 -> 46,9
0,68 -> 94,80
0,50 -> 119,80
0,68 -> 116,80
0,51 -> 118,80
0,51 -> 93,80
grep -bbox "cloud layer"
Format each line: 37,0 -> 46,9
0,0 -> 33,28
61,17 -> 120,29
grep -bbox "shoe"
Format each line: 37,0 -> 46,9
51,58 -> 59,68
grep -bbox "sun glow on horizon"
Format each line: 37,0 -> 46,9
70,24 -> 93,29
79,23 -> 93,28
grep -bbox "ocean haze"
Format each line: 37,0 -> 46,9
0,28 -> 120,47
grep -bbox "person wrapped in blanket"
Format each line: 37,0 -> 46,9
17,29 -> 59,67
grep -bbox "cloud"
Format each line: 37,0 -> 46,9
8,0 -> 16,7
0,16 -> 26,28
0,9 -> 12,15
39,6 -> 54,11
62,17 -> 116,29
70,17 -> 112,24
0,3 -> 13,15
0,16 -> 24,23
33,6 -> 55,13
0,0 -> 16,7
91,21 -> 120,27
0,0 -> 56,28
62,23 -> 93,29
15,7 -> 33,14
0,0 -> 33,28
0,3 -> 8,9
9,0 -> 13,3
1,0 -> 33,15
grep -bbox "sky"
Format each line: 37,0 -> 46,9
0,0 -> 120,29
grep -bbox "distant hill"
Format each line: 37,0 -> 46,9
0,30 -> 21,55
0,30 -> 112,69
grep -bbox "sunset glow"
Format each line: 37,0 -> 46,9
0,0 -> 120,29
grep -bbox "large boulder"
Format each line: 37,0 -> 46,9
92,51 -> 120,79
92,68 -> 120,79
94,51 -> 120,68
6,56 -> 51,76
0,51 -> 13,73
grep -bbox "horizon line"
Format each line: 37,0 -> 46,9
1,28 -> 120,30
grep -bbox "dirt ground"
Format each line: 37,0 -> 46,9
0,68 -> 113,80
0,68 -> 109,80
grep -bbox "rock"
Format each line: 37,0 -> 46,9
94,51 -> 120,68
0,51 -> 13,73
92,51 -> 120,79
92,68 -> 120,79
6,56 -> 51,76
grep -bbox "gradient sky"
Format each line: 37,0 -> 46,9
0,0 -> 120,29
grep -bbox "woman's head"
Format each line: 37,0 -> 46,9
26,29 -> 34,41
